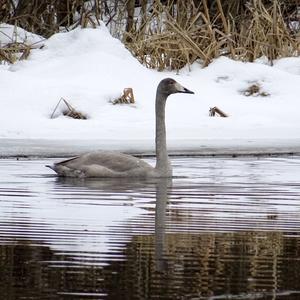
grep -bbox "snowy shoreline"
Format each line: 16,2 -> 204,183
1,138 -> 300,158
1,24 -> 300,158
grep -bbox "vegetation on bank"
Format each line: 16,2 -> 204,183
1,0 -> 300,69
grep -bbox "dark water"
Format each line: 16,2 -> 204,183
0,156 -> 300,300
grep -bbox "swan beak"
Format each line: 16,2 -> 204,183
182,87 -> 194,94
175,82 -> 195,94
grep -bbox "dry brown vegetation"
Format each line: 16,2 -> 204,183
0,41 -> 43,63
1,0 -> 300,69
125,0 -> 300,70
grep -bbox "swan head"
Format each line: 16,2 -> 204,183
158,78 -> 194,96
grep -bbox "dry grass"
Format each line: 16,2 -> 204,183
124,0 -> 300,70
111,88 -> 135,105
51,98 -> 87,120
0,42 -> 38,64
242,83 -> 270,97
209,106 -> 229,117
1,0 -> 299,69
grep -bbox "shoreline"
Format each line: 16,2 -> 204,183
1,138 -> 300,158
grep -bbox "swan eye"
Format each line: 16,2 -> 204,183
166,79 -> 175,85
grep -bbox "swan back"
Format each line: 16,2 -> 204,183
48,151 -> 157,178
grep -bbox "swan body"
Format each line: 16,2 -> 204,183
48,78 -> 194,178
50,150 -> 158,178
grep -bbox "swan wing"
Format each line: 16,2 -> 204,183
49,151 -> 154,177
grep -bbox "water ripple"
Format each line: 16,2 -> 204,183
0,156 -> 300,299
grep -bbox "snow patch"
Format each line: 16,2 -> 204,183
0,24 -> 300,155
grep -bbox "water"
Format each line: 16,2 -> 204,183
0,156 -> 300,300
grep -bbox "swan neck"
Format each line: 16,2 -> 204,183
155,92 -> 171,174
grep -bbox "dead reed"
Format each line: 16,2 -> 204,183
51,98 -> 87,119
0,42 -> 39,64
1,0 -> 299,69
111,88 -> 135,105
124,0 -> 300,70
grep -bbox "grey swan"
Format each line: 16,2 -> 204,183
47,78 -> 194,178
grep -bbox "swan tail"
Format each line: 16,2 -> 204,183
46,163 -> 85,178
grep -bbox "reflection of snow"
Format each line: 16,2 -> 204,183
0,159 -> 148,264
0,156 -> 300,264
170,156 -> 300,233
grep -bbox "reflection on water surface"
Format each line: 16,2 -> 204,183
0,156 -> 300,299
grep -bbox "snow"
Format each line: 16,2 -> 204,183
0,23 -> 44,46
1,23 -> 300,156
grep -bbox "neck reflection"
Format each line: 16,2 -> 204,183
154,178 -> 172,273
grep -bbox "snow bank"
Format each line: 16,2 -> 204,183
0,23 -> 300,156
0,23 -> 44,46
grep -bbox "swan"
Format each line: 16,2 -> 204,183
47,78 -> 194,178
